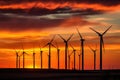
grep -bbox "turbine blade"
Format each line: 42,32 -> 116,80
67,34 -> 74,41
58,34 -> 66,41
102,25 -> 112,35
55,41 -> 58,49
51,43 -> 56,48
90,27 -> 100,35
70,44 -> 74,50
88,46 -> 94,52
43,43 -> 48,48
69,52 -> 73,56
95,44 -> 97,51
76,28 -> 83,39
50,35 -> 56,43
25,52 -> 29,55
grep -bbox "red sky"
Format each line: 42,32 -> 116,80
0,0 -> 120,69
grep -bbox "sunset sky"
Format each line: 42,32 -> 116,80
0,0 -> 120,70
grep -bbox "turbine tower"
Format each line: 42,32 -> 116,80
78,53 -> 81,70
32,47 -> 36,69
90,25 -> 112,70
21,43 -> 27,69
15,50 -> 19,68
58,34 -> 73,69
70,44 -> 77,70
44,35 -> 56,69
68,51 -> 72,69
89,46 -> 97,70
77,28 -> 85,70
18,54 -> 22,68
39,46 -> 43,69
55,42 -> 60,69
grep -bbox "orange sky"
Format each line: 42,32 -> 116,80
0,1 -> 120,70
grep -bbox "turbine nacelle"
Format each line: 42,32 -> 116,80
81,39 -> 85,41
74,50 -> 76,51
33,52 -> 35,55
78,53 -> 82,56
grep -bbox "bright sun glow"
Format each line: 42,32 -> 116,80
26,65 -> 39,69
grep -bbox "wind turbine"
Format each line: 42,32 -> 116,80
18,54 -> 22,68
55,42 -> 60,69
58,34 -> 73,69
78,53 -> 82,70
32,46 -> 36,69
15,50 -> 20,68
70,44 -> 77,70
90,25 -> 112,70
89,45 -> 97,70
21,43 -> 28,69
76,28 -> 85,70
39,45 -> 48,69
39,46 -> 43,69
43,35 -> 56,69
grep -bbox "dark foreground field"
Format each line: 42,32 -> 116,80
0,68 -> 120,80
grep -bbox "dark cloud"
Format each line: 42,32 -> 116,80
0,0 -> 119,16
0,0 -> 120,6
0,12 -> 100,32
0,7 -> 103,16
67,0 -> 120,6
0,13 -> 65,32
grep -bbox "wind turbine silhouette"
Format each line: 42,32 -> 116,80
58,34 -> 73,69
21,43 -> 28,69
70,44 -> 77,70
89,45 -> 97,70
68,51 -> 72,69
78,53 -> 82,70
68,54 -> 71,69
32,46 -> 36,69
76,28 -> 85,70
18,54 -> 22,68
43,35 -> 56,69
55,42 -> 60,69
39,46 -> 43,69
90,25 -> 112,70
15,49 -> 20,68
